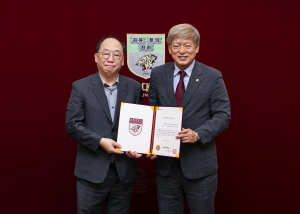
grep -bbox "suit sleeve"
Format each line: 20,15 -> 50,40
148,70 -> 159,106
136,83 -> 143,105
196,72 -> 231,144
65,82 -> 101,154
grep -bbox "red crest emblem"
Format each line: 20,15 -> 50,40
129,118 -> 143,136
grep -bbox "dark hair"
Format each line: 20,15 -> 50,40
96,36 -> 126,55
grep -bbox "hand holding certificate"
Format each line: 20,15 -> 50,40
117,102 -> 183,158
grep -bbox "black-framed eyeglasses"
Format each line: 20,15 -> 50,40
97,52 -> 123,60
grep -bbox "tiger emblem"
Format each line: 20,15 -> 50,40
131,125 -> 141,133
136,54 -> 157,71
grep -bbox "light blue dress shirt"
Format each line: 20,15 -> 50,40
173,60 -> 195,93
99,74 -> 119,122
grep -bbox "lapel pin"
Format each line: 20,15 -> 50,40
196,79 -> 199,82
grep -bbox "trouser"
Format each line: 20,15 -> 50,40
77,163 -> 132,214
156,159 -> 217,214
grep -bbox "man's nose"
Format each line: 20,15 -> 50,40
107,53 -> 114,61
179,46 -> 186,54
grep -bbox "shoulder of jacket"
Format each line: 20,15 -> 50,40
119,74 -> 140,87
151,61 -> 174,75
73,73 -> 95,85
196,61 -> 222,76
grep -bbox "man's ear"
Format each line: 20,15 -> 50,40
94,53 -> 98,63
168,46 -> 172,54
195,44 -> 200,53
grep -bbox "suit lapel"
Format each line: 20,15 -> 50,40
91,73 -> 113,124
181,61 -> 203,108
113,75 -> 128,128
162,63 -> 178,107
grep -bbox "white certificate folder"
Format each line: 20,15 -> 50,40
117,102 -> 183,158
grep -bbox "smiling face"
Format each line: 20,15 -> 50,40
94,38 -> 124,78
168,37 -> 199,70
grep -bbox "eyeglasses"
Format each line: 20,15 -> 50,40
97,52 -> 123,60
171,44 -> 194,51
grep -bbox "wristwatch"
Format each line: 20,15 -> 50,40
195,132 -> 201,141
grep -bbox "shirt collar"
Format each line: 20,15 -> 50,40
99,73 -> 119,87
173,60 -> 195,77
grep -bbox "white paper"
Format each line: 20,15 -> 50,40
117,103 -> 154,154
152,107 -> 182,158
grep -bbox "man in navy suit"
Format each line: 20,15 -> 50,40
66,36 -> 143,214
147,24 -> 231,214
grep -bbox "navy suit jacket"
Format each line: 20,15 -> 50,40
66,72 -> 143,183
148,61 -> 231,179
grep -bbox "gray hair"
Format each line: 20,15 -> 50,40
167,23 -> 200,46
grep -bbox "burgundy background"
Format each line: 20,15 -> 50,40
1,0 -> 299,213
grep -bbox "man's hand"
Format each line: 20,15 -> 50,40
146,153 -> 157,160
126,150 -> 142,158
99,138 -> 124,154
176,128 -> 198,143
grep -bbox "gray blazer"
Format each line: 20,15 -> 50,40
66,72 -> 143,183
148,61 -> 231,179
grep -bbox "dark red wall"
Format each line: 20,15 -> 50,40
1,0 -> 299,213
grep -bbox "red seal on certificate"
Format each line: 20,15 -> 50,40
173,149 -> 177,154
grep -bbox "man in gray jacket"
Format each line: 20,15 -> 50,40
66,36 -> 142,214
147,24 -> 231,214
